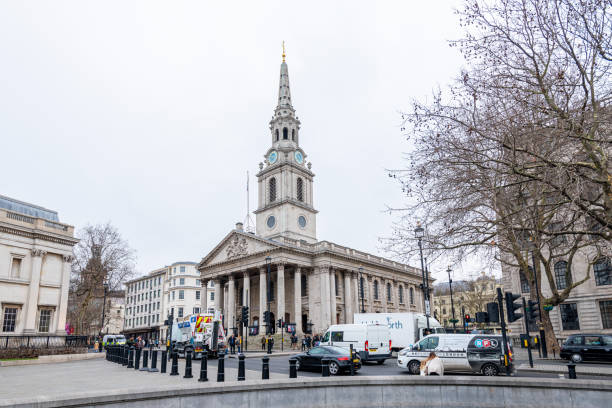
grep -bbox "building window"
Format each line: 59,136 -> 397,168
180,278 -> 185,285
179,290 -> 184,300
334,274 -> 339,296
374,280 -> 379,300
2,307 -> 18,332
193,307 -> 200,314
196,279 -> 201,287
600,300 -> 612,329
210,281 -> 215,287
554,261 -> 570,290
399,286 -> 404,304
297,178 -> 304,202
560,303 -> 580,331
178,307 -> 183,318
172,291 -> 175,300
387,283 -> 392,302
520,270 -> 531,293
283,127 -> 288,139
269,178 -> 277,202
180,266 -> 186,273
275,129 -> 279,141
410,287 -> 414,305
595,257 -> 611,286
210,292 -> 215,301
38,309 -> 52,333
196,291 -> 201,300
301,274 -> 308,296
292,129 -> 295,141
10,256 -> 23,278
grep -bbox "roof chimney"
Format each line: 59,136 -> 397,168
235,222 -> 244,231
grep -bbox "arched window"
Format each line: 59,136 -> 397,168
399,286 -> 404,304
301,274 -> 308,296
594,257 -> 612,286
554,261 -> 570,290
283,127 -> 288,139
520,269 -> 530,293
292,129 -> 295,141
386,283 -> 392,302
409,287 -> 414,304
296,178 -> 304,201
275,129 -> 279,141
374,280 -> 379,300
269,178 -> 277,202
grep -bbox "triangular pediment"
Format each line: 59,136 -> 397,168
198,231 -> 280,268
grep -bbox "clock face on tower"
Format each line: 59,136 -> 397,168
268,151 -> 278,164
294,150 -> 304,164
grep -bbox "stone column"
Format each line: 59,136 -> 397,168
308,268 -> 318,333
319,266 -> 331,329
394,281 -> 400,312
329,270 -> 337,325
259,267 -> 266,331
368,276 -> 375,312
344,271 -> 353,324
55,254 -> 73,334
294,267 -> 302,335
213,279 -> 222,312
353,273 -> 360,314
277,264 -> 285,325
228,275 -> 236,333
24,249 -> 46,333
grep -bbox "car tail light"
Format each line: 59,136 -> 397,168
389,340 -> 392,350
337,357 -> 349,361
365,340 -> 368,350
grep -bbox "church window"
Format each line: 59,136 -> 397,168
269,178 -> 277,202
374,280 -> 379,300
283,127 -> 288,140
297,178 -> 304,202
292,129 -> 295,141
275,129 -> 279,141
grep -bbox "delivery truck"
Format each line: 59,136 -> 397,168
171,311 -> 226,359
354,313 -> 445,351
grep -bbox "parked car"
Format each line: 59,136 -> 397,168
320,324 -> 391,363
560,334 -> 612,363
397,333 -> 511,376
294,346 -> 361,375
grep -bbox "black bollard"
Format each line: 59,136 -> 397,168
160,350 -> 167,373
110,346 -> 114,362
321,358 -> 330,377
107,346 -> 112,362
262,356 -> 270,380
150,350 -> 159,372
127,346 -> 134,368
122,346 -> 128,366
349,344 -> 355,376
134,348 -> 141,370
184,350 -> 193,378
198,353 -> 208,382
568,363 -> 577,379
289,358 -> 297,379
238,353 -> 246,381
140,349 -> 149,371
217,354 -> 225,382
170,352 -> 179,376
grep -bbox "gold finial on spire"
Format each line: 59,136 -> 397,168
282,41 -> 286,62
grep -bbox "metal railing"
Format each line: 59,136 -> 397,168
0,335 -> 88,349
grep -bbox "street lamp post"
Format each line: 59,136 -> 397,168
414,222 -> 430,331
358,266 -> 365,313
447,266 -> 456,331
265,256 -> 271,335
99,281 -> 109,336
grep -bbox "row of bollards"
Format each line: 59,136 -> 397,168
106,345 -> 351,381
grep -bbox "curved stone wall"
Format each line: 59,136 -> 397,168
3,376 -> 611,408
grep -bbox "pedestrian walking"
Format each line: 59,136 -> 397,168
229,334 -> 236,354
261,335 -> 266,351
237,335 -> 242,354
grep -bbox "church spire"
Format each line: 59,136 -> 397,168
276,43 -> 293,114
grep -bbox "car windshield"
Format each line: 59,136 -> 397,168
434,328 -> 446,334
322,346 -> 349,355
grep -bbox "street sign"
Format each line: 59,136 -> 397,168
425,300 -> 430,315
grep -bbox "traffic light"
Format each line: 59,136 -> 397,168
505,292 -> 523,322
242,306 -> 249,324
475,312 -> 488,323
464,314 -> 471,325
527,300 -> 540,321
263,311 -> 270,334
277,319 -> 283,328
487,302 -> 500,323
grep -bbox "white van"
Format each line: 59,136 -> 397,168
321,324 -> 392,364
397,333 -> 511,376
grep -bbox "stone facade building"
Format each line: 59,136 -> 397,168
0,195 -> 78,336
197,54 -> 430,337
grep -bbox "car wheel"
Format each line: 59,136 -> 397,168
408,360 -> 421,375
377,360 -> 385,365
571,353 -> 582,363
295,360 -> 301,371
329,361 -> 340,375
481,363 -> 499,376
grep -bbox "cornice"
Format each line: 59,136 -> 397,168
0,223 -> 79,247
256,160 -> 315,178
253,198 -> 318,214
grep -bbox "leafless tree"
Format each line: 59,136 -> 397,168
385,0 -> 611,352
67,223 -> 136,335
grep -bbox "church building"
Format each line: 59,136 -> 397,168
197,51 -> 431,336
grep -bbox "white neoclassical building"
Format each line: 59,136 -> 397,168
0,195 -> 78,336
197,53 -> 431,336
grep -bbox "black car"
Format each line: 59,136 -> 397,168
560,334 -> 612,363
295,346 -> 361,375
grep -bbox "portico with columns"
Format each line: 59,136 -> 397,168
197,49 -> 430,337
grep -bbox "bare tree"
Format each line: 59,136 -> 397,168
385,0 -> 611,352
67,223 -> 136,335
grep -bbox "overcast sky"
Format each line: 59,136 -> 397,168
0,1 -> 479,283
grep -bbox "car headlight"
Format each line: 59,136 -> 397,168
399,349 -> 408,356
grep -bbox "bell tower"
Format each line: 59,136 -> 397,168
254,46 -> 318,243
